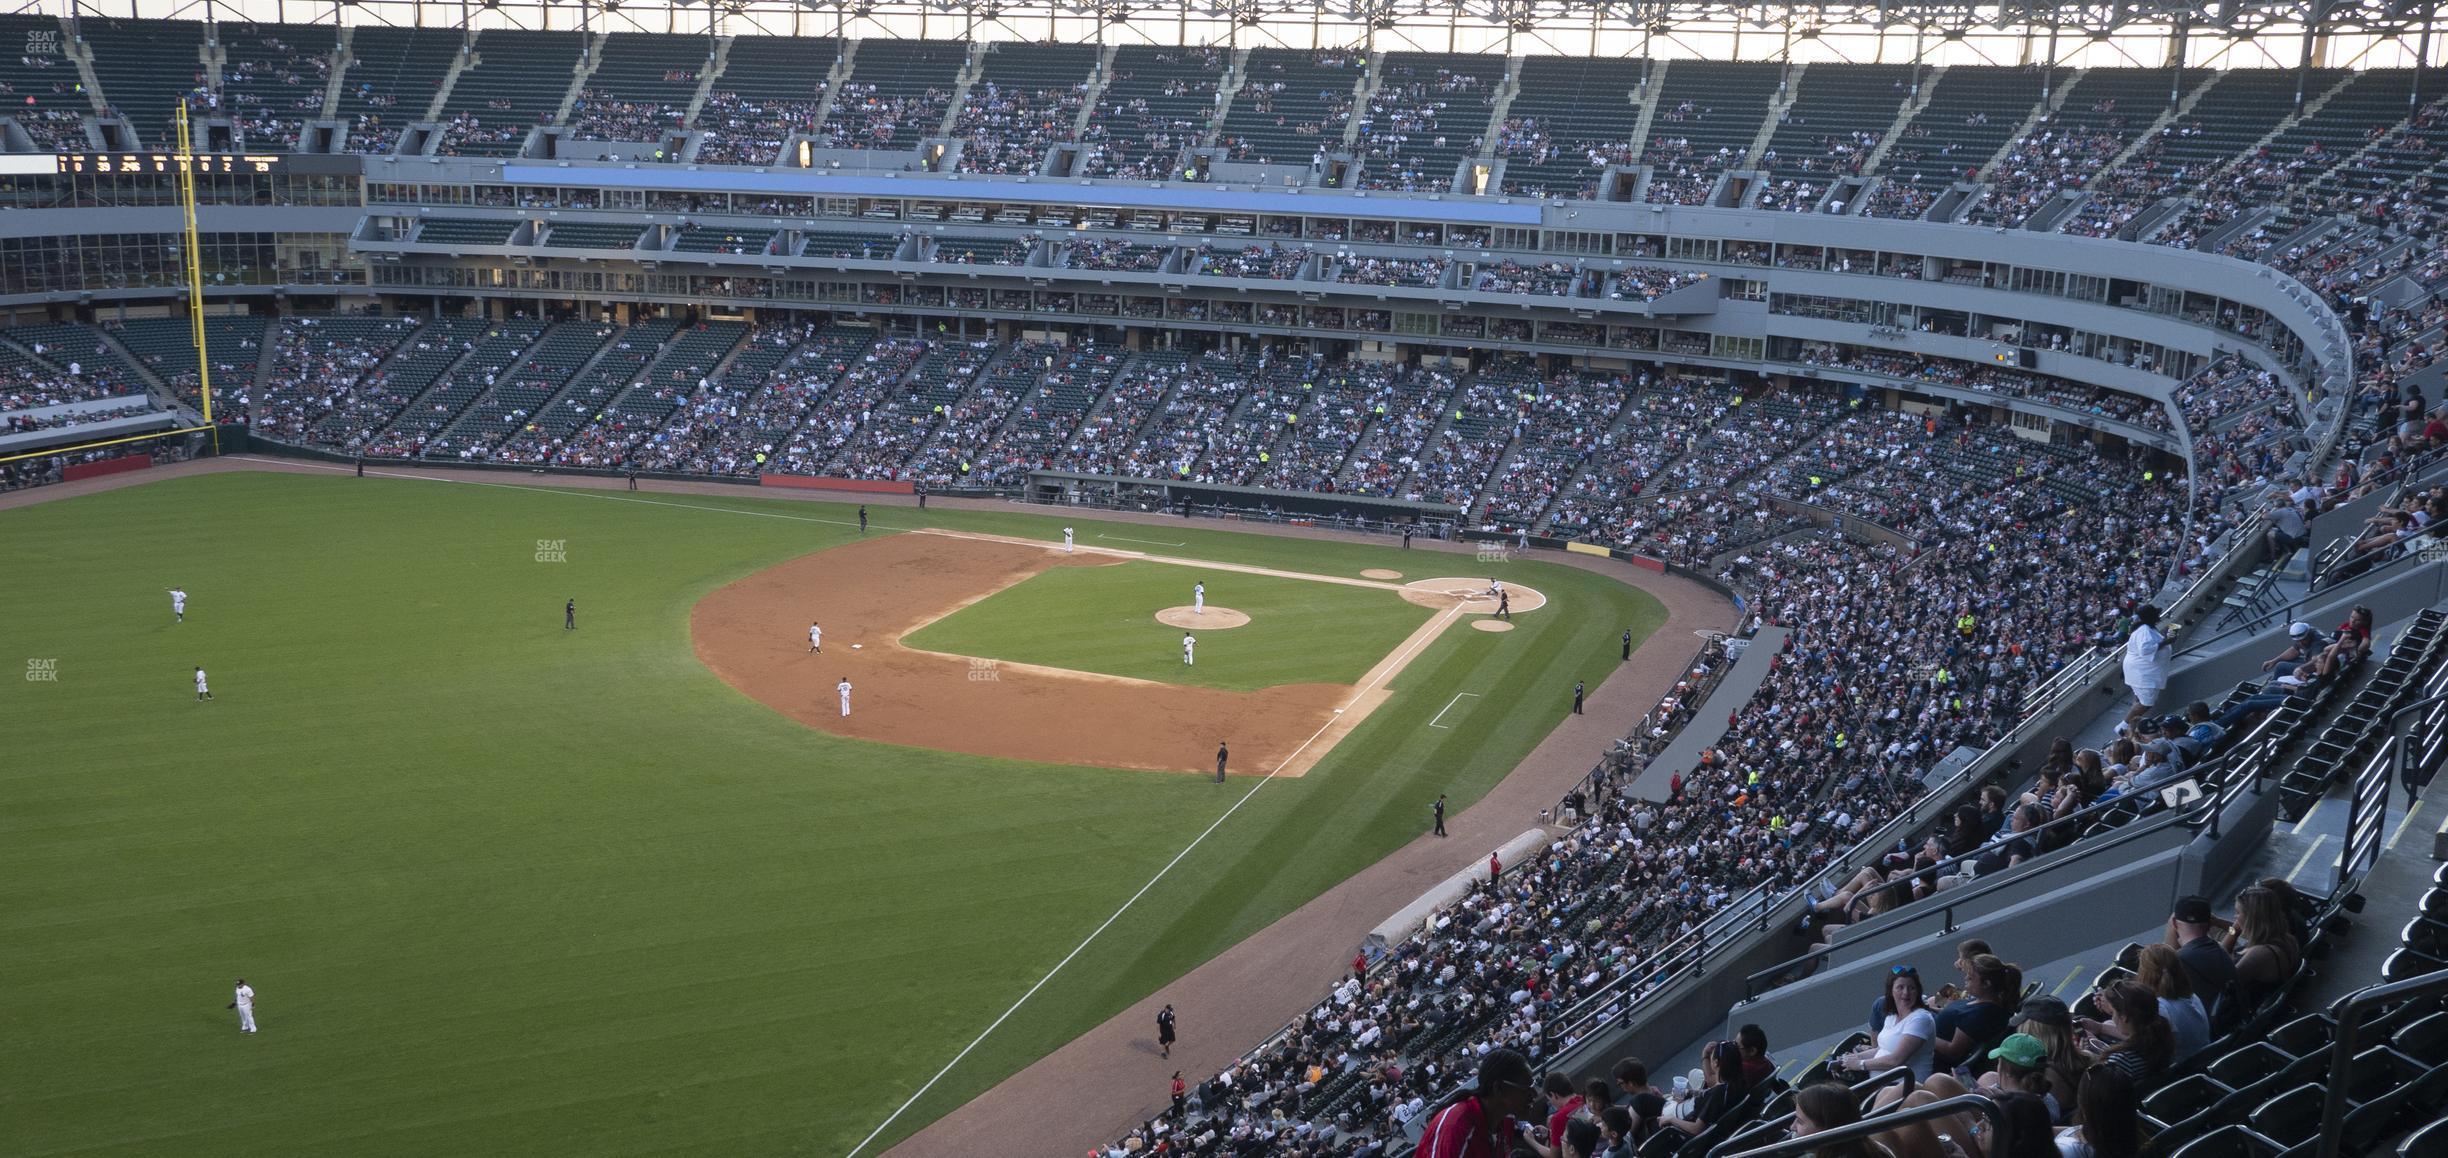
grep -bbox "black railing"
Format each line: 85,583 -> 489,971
2315,966 -> 2448,1158
1545,881 -> 1780,1054
1722,1092 -> 2012,1158
1740,763 -> 2241,1001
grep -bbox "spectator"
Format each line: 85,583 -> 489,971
1420,1048 -> 1537,1158
2055,1065 -> 2142,1158
1838,968 -> 1936,1081
1736,1024 -> 1775,1086
2076,981 -> 2175,1085
1787,1082 -> 1891,1158
2120,605 -> 2169,732
2162,895 -> 2238,1012
1660,1039 -> 1751,1135
1988,995 -> 2088,1115
1931,954 -> 2022,1072
2222,886 -> 2304,1021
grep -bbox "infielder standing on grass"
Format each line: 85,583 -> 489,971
193,666 -> 212,702
809,621 -> 822,653
837,677 -> 852,717
1182,633 -> 1196,666
1193,582 -> 1205,615
228,979 -> 257,1033
168,586 -> 187,624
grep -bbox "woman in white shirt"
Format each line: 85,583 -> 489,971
1840,967 -> 1937,1082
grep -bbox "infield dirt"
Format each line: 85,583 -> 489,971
691,532 -> 1481,775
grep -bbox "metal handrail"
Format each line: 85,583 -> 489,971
1549,881 -> 1779,1048
1711,1066 -> 1917,1156
1721,1093 -> 2011,1158
2314,966 -> 2448,1158
1742,777 -> 2227,1000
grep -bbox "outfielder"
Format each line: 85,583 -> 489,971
809,621 -> 823,653
837,677 -> 853,717
168,586 -> 187,624
228,978 -> 257,1033
1182,633 -> 1196,666
194,666 -> 213,702
1193,582 -> 1205,614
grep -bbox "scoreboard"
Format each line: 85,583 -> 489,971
60,153 -> 284,175
0,152 -> 286,176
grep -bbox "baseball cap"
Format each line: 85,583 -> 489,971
2289,622 -> 2315,638
1989,1033 -> 2049,1068
2012,994 -> 2073,1030
2173,895 -> 2217,924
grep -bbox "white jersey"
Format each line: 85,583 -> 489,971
810,624 -> 822,646
2123,623 -> 2169,689
1182,635 -> 1196,663
837,680 -> 852,715
233,983 -> 254,1009
195,670 -> 209,692
171,589 -> 187,613
1063,528 -> 1075,552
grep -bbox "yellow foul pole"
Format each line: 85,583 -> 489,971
174,100 -> 218,454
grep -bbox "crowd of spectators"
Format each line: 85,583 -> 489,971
2,397 -> 156,434
1080,48 -> 1226,180
950,78 -> 1085,175
221,31 -> 329,148
694,90 -> 822,165
564,88 -> 686,142
1067,238 -> 1171,272
1332,253 -> 1446,288
1197,243 -> 1311,279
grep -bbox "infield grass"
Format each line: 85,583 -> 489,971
900,560 -> 1433,690
0,468 -> 1671,1157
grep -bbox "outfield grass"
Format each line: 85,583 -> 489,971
0,470 -> 1667,1157
900,560 -> 1433,690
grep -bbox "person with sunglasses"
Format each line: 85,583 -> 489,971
1661,1039 -> 1752,1136
1838,966 -> 1936,1081
1420,1048 -> 1539,1158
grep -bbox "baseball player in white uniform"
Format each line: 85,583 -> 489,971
1194,582 -> 1205,614
837,678 -> 852,717
169,586 -> 187,623
229,979 -> 256,1032
1063,527 -> 1075,553
809,621 -> 822,653
194,666 -> 212,701
1182,633 -> 1196,666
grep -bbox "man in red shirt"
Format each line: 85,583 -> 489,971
1544,1071 -> 1587,1146
1421,1049 -> 1539,1158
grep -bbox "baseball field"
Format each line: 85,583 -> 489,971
1,466 -> 1665,1156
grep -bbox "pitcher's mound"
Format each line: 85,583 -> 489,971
1156,606 -> 1251,629
1472,620 -> 1516,633
1361,568 -> 1404,580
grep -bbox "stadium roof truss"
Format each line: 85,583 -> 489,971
38,0 -> 2447,67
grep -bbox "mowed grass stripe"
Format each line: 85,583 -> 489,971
2,470 -> 1664,1157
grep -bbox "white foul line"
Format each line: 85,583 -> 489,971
843,597 -> 1464,1158
1096,532 -> 1188,547
227,454 -> 1473,1155
1427,692 -> 1481,729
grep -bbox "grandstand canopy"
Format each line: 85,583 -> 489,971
49,0 -> 2445,69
